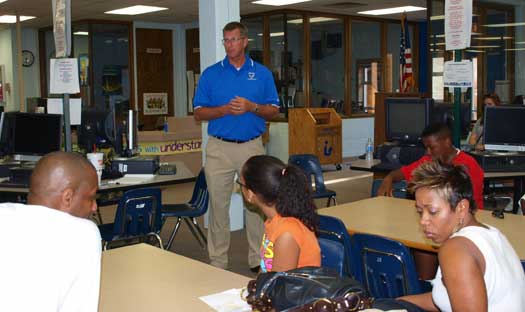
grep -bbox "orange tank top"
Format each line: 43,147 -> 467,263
260,214 -> 321,272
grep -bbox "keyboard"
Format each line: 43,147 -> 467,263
158,164 -> 177,175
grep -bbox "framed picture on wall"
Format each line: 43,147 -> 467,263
143,92 -> 168,115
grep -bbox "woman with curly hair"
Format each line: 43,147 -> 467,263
239,155 -> 320,272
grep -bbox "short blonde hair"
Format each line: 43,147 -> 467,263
409,161 -> 477,213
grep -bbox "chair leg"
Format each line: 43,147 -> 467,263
191,217 -> 208,245
326,196 -> 337,207
183,217 -> 205,249
165,217 -> 182,250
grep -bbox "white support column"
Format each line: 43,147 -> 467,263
198,0 -> 244,231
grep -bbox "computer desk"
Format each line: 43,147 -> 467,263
99,243 -> 250,312
318,196 -> 525,260
349,159 -> 525,214
0,161 -> 195,197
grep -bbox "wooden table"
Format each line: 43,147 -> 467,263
318,196 -> 525,259
99,244 -> 250,312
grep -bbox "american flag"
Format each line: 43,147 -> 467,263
399,13 -> 413,93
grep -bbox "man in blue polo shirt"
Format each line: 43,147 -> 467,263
193,21 -> 279,271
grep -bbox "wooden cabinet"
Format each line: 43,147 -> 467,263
289,108 -> 342,165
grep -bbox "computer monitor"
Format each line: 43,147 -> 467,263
385,97 -> 433,144
78,110 -> 119,153
484,106 -> 525,152
431,101 -> 471,137
5,112 -> 62,161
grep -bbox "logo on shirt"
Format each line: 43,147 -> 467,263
248,72 -> 257,80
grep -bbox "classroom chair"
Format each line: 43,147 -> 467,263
162,169 -> 209,250
98,188 -> 163,249
352,233 -> 424,298
371,179 -> 408,198
318,215 -> 361,281
288,154 -> 337,207
318,237 -> 345,277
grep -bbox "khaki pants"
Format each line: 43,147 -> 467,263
205,136 -> 265,269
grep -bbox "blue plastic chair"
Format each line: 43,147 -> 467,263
371,179 -> 408,198
288,154 -> 337,207
98,188 -> 163,248
161,169 -> 209,250
352,233 -> 423,298
318,237 -> 345,276
318,215 -> 361,281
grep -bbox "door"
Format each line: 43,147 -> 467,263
136,28 -> 173,130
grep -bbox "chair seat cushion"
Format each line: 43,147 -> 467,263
312,189 -> 336,199
161,203 -> 201,218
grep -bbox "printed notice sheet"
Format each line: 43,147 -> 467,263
50,58 -> 80,94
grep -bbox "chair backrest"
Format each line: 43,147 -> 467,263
288,154 -> 327,193
112,188 -> 163,239
352,233 -> 421,298
318,237 -> 345,276
371,179 -> 408,198
188,169 -> 209,214
318,215 -> 361,281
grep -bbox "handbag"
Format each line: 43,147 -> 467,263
244,266 -> 372,312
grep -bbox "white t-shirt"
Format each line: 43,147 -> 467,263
0,203 -> 102,312
432,225 -> 525,312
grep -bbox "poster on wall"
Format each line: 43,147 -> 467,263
143,92 -> 168,115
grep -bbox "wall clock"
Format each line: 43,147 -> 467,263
22,50 -> 34,67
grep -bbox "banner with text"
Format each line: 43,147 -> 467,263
139,139 -> 202,155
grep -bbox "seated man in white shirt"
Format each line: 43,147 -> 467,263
0,151 -> 101,312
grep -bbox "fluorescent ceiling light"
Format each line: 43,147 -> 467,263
484,22 -> 525,28
257,32 -> 285,37
73,31 -> 89,36
105,5 -> 167,15
505,48 -> 525,51
288,17 -> 338,24
429,42 -> 446,46
252,0 -> 311,6
475,36 -> 512,40
0,15 -> 36,23
470,45 -> 499,48
430,15 -> 444,21
0,0 -> 7,3
358,6 -> 426,16
516,41 -> 525,44
465,49 -> 485,53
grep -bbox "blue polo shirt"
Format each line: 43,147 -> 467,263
193,55 -> 279,141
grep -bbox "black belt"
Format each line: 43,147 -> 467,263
213,135 -> 260,144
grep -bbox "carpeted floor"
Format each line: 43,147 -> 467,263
98,161 -> 373,277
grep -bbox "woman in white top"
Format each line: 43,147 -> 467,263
399,161 -> 525,312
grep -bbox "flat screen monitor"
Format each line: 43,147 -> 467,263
431,101 -> 471,137
385,97 -> 433,144
10,113 -> 62,161
484,106 -> 525,152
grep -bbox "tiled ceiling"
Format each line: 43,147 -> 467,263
0,0 -> 428,29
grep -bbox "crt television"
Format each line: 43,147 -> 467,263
483,106 -> 525,152
1,112 -> 62,161
385,97 -> 433,144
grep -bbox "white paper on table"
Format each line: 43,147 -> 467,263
50,58 -> 80,94
110,174 -> 155,185
199,288 -> 251,312
47,98 -> 81,125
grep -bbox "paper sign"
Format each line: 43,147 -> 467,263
445,0 -> 472,50
444,60 -> 473,88
47,98 -> 82,125
143,92 -> 168,115
50,58 -> 80,94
